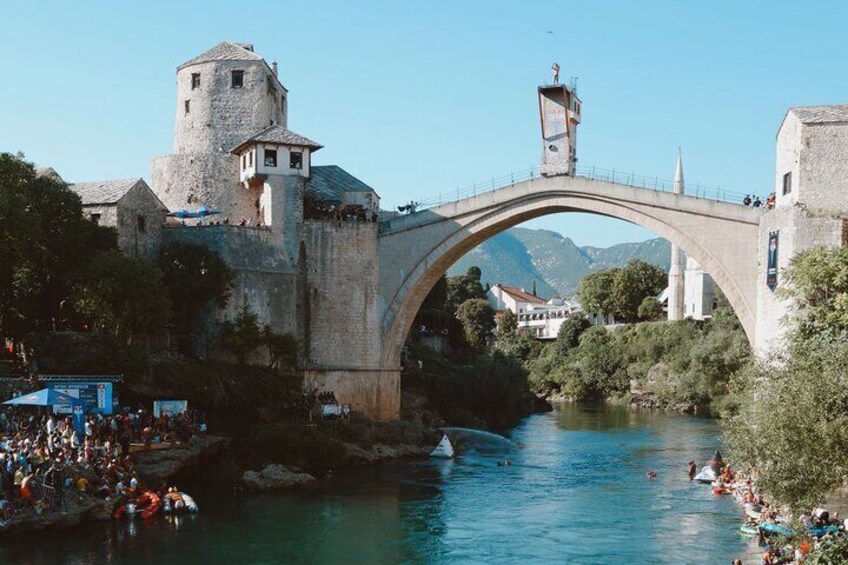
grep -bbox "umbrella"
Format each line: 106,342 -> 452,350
3,388 -> 84,407
168,206 -> 222,219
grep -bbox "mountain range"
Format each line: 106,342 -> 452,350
447,227 -> 671,298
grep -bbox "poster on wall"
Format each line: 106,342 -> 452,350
767,231 -> 779,291
153,400 -> 188,418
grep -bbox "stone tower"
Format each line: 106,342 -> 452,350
150,42 -> 289,223
667,151 -> 686,320
538,78 -> 581,176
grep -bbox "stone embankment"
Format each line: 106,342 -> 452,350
0,495 -> 110,536
134,435 -> 231,485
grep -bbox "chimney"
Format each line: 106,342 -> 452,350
272,61 -> 278,77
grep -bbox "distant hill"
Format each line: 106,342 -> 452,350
448,227 -> 670,298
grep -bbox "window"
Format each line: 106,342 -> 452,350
264,148 -> 277,167
191,73 -> 200,90
249,150 -> 253,167
290,152 -> 303,169
231,70 -> 244,88
184,100 -> 190,114
782,171 -> 792,195
90,213 -> 101,225
242,154 -> 246,169
137,215 -> 146,233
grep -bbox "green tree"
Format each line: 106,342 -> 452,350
612,260 -> 667,322
446,267 -> 487,313
576,269 -> 619,317
455,298 -> 495,350
0,153 -> 115,341
637,296 -> 664,321
261,325 -> 298,370
499,309 -> 518,337
71,251 -> 171,343
158,242 -> 233,334
218,302 -> 263,365
781,246 -> 848,339
576,260 -> 666,322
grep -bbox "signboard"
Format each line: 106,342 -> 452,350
48,382 -> 115,415
72,405 -> 86,434
767,231 -> 779,291
153,400 -> 188,418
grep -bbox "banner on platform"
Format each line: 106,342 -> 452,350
153,400 -> 188,418
767,231 -> 779,291
48,382 -> 115,415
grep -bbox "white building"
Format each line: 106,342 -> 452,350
488,284 -> 585,340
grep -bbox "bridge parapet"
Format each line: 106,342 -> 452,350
392,165 -> 755,217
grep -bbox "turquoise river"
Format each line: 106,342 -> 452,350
1,404 -> 762,564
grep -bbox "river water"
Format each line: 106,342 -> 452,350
2,404 -> 760,564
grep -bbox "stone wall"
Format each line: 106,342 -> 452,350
302,220 -> 381,369
754,206 -> 847,353
304,369 -> 400,420
173,59 -> 286,155
115,183 -> 166,259
162,226 -> 300,357
150,153 -> 262,225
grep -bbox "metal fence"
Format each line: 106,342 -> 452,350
410,165 -> 753,211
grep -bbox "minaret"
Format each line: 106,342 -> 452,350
667,150 -> 686,320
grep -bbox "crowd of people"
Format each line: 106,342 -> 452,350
0,403 -> 207,525
742,193 -> 777,210
707,463 -> 845,563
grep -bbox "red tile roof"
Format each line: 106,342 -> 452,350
498,285 -> 546,304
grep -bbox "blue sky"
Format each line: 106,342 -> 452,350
2,1 -> 846,246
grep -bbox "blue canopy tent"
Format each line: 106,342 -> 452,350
3,388 -> 84,408
167,206 -> 222,219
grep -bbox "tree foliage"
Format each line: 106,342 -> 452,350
218,303 -> 263,365
723,246 -> 848,514
576,260 -> 667,323
158,242 -> 233,333
71,251 -> 172,343
498,309 -> 518,337
446,267 -> 487,313
0,153 -> 115,340
637,296 -> 664,321
455,298 -> 495,350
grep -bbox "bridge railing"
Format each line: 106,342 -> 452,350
407,165 -> 754,211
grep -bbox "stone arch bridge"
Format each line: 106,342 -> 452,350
358,174 -> 762,417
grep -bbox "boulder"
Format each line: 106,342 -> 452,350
241,464 -> 316,491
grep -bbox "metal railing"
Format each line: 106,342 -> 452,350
407,165 -> 755,211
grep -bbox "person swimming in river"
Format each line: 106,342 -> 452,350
646,471 -> 657,479
687,460 -> 697,480
497,460 -> 512,467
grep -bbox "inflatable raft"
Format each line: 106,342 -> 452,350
114,491 -> 161,520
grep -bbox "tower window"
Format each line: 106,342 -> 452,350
191,73 -> 200,89
249,150 -> 253,167
137,215 -> 146,233
184,100 -> 190,114
264,148 -> 277,167
290,152 -> 303,170
242,154 -> 246,169
782,171 -> 792,195
90,213 -> 101,225
231,70 -> 244,88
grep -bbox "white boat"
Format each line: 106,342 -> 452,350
430,434 -> 455,458
693,466 -> 717,483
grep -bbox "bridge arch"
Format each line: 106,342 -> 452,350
378,175 -> 760,370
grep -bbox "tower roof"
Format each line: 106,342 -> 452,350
787,105 -> 848,125
178,41 -> 265,70
231,124 -> 323,153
